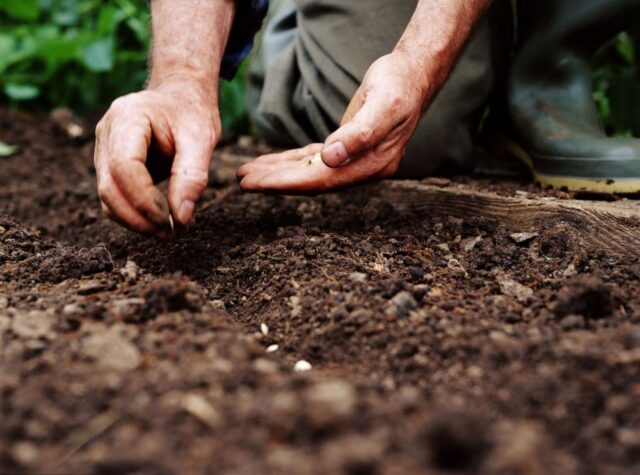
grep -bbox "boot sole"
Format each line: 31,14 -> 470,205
488,132 -> 640,194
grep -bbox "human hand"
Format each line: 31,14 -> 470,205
94,79 -> 219,238
237,52 -> 428,194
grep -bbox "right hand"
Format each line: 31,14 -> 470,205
94,79 -> 220,238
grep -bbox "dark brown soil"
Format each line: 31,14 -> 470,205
1,109 -> 640,475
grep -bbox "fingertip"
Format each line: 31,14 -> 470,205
321,141 -> 350,168
236,163 -> 250,179
177,199 -> 195,225
239,174 -> 261,192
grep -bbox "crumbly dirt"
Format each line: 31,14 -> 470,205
1,109 -> 640,475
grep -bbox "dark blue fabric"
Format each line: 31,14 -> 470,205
221,0 -> 269,79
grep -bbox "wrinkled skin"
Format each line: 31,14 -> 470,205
94,81 -> 219,239
237,53 -> 428,194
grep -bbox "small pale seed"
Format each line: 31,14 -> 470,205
294,360 -> 312,372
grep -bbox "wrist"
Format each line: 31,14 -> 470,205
148,69 -> 217,93
147,76 -> 220,129
388,49 -> 435,109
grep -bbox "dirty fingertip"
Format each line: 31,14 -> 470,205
143,187 -> 171,225
321,141 -> 349,168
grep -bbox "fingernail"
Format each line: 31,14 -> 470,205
148,188 -> 171,224
323,141 -> 349,166
178,199 -> 195,224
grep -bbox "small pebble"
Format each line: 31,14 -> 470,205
294,360 -> 312,372
386,291 -> 418,318
119,260 -> 139,282
348,272 -> 367,283
12,310 -> 54,339
510,232 -> 539,244
462,236 -> 482,251
77,279 -> 108,295
82,329 -> 140,371
305,379 -> 356,429
447,258 -> 468,276
266,344 -> 279,353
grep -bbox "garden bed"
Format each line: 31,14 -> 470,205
1,109 -> 640,474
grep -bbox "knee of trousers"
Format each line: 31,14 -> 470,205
397,113 -> 478,179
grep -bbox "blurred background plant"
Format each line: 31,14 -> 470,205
0,0 -> 247,134
0,0 -> 638,137
593,28 -> 640,137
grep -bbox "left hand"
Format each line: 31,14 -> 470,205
237,52 -> 428,194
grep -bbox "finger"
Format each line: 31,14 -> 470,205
241,148 -> 396,194
237,155 -> 312,180
167,130 -> 214,225
107,116 -> 171,226
98,175 -> 159,234
95,132 -> 159,234
252,144 -> 323,164
321,96 -> 401,168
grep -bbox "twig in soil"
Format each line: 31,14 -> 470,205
318,266 -> 340,286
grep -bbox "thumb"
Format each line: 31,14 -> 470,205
168,134 -> 213,225
321,96 -> 398,168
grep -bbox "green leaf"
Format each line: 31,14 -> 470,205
0,0 -> 40,21
82,37 -> 114,72
4,83 -> 40,100
615,33 -> 634,65
96,6 -> 126,36
0,141 -> 20,158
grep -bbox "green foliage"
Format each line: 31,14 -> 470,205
0,0 -> 249,134
0,0 -> 150,112
1,1 -> 638,138
593,30 -> 640,137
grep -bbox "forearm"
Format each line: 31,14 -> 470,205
147,0 -> 236,95
394,0 -> 493,106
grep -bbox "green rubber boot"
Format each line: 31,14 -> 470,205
505,0 -> 640,193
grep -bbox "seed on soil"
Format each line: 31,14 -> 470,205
266,344 -> 279,353
260,323 -> 269,336
168,213 -> 175,235
294,360 -> 312,372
